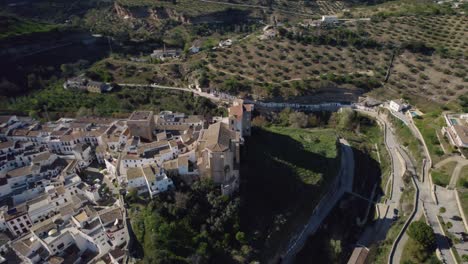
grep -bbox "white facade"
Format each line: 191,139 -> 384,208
389,100 -> 405,112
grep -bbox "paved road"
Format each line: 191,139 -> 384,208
436,187 -> 468,259
355,111 -> 407,248
280,139 -> 354,264
357,109 -> 458,264
391,116 -> 458,264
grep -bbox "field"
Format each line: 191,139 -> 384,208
361,15 -> 467,54
205,36 -> 389,98
240,126 -> 339,261
129,0 -> 351,16
387,51 -> 467,105
347,0 -> 457,18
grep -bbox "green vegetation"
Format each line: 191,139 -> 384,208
457,165 -> 468,188
0,82 -> 225,119
458,190 -> 468,224
0,14 -> 59,39
387,112 -> 424,171
401,219 -> 440,264
295,193 -> 371,263
350,0 -> 456,18
128,180 -> 247,263
413,110 -> 447,162
431,161 -> 457,187
401,234 -> 442,264
407,221 -> 436,249
116,0 -> 240,15
240,125 -> 339,261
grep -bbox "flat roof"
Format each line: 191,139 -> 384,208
129,111 -> 153,121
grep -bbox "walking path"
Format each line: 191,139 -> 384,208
390,113 -> 461,264
281,138 -> 354,263
354,111 -> 407,249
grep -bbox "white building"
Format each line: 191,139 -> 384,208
321,15 -> 338,23
389,99 -> 407,112
443,113 -> 468,148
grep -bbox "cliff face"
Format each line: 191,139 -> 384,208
114,2 -> 190,24
114,2 -> 134,19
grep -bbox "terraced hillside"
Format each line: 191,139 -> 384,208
349,15 -> 468,55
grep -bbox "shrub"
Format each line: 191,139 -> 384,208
407,221 -> 436,251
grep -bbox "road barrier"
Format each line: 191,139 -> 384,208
388,175 -> 419,264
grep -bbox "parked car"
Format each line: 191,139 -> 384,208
393,208 -> 399,220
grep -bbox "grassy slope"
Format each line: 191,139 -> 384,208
432,161 -> 457,187
400,215 -> 439,264
0,82 -> 225,118
339,112 -> 391,196
456,165 -> 468,188
0,14 -> 59,40
388,113 -> 424,170
413,111 -> 446,163
240,126 -> 339,261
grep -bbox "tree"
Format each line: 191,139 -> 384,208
252,116 -> 269,127
126,188 -> 139,203
337,108 -> 357,131
235,231 -> 246,244
278,107 -> 292,126
407,221 -> 436,250
289,112 -> 308,128
307,115 -> 320,127
76,107 -> 93,117
328,239 -> 342,263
